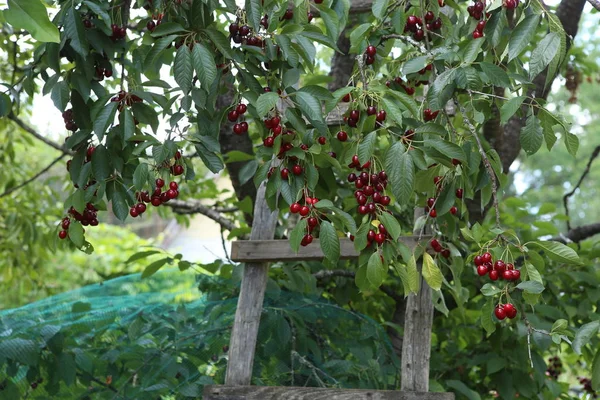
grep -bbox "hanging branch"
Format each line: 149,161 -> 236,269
563,145 -> 600,231
8,113 -> 73,155
0,154 -> 67,198
455,99 -> 502,228
587,0 -> 600,10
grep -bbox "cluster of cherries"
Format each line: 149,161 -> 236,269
347,163 -> 392,215
83,18 -> 94,29
146,13 -> 164,32
58,203 -> 99,239
474,252 -> 521,281
545,356 -> 562,380
110,90 -> 143,112
424,180 -> 462,218
227,103 -> 249,135
430,239 -> 451,258
169,151 -> 185,176
94,64 -> 113,81
578,377 -> 598,397
403,14 -> 443,42
344,107 -> 386,128
229,22 -> 263,47
130,178 -> 180,217
386,77 -> 416,95
423,108 -> 440,121
110,24 -> 127,41
289,195 -> 321,246
62,109 -> 78,132
494,303 -> 517,320
364,45 -> 377,65
262,116 -> 287,148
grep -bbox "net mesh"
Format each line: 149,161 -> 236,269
0,269 -> 399,399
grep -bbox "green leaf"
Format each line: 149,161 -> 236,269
0,93 -> 12,117
0,338 -> 39,366
481,299 -> 496,337
481,283 -> 502,296
192,43 -> 217,92
516,280 -> 545,294
378,213 -> 401,241
500,96 -> 526,124
144,35 -> 179,70
386,142 -> 414,206
564,132 -> 579,156
372,0 -> 389,19
425,138 -> 466,163
529,32 -> 561,79
204,28 -> 235,59
446,380 -> 482,400
381,97 -> 403,126
572,321 -> 600,355
508,14 -> 541,62
121,107 -> 135,143
415,123 -> 447,136
295,91 -> 327,134
256,92 -> 279,117
462,37 -> 484,64
3,0 -> 60,43
64,7 -> 88,57
174,45 -> 193,94
133,163 -> 149,191
126,249 -> 162,263
422,252 -> 442,290
290,219 -> 308,253
551,319 -> 568,334
141,257 -> 171,278
91,145 -> 110,181
153,140 -> 178,164
349,23 -> 371,52
406,255 -> 420,293
68,221 -> 85,248
402,56 -> 429,75
244,0 -> 261,31
388,89 -> 419,118
367,252 -> 385,287
358,131 -> 377,165
520,113 -> 543,155
111,184 -> 129,221
528,240 -> 583,265
93,102 -> 118,142
319,221 -> 340,263
150,22 -> 185,37
479,62 -> 511,88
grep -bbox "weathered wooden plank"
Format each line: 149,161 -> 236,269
401,209 -> 434,392
225,184 -> 279,386
203,385 -> 454,400
230,237 -> 428,263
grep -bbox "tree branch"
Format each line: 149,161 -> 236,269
588,0 -> 600,10
164,199 -> 244,235
313,269 -> 403,302
563,145 -> 600,231
551,222 -> 600,243
8,113 -> 73,155
0,154 -> 67,198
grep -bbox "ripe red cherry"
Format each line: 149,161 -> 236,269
366,106 -> 377,116
307,217 -> 318,227
456,188 -> 464,199
476,265 -> 488,276
263,137 -> 274,147
505,0 -> 517,8
450,206 -> 458,215
227,110 -> 238,122
318,136 -> 326,145
474,255 -> 483,266
301,234 -> 313,246
482,252 -> 492,263
476,20 -> 486,32
136,203 -> 147,214
337,131 -> 348,141
414,29 -> 424,41
504,303 -> 517,319
58,230 -> 68,239
494,305 -> 506,320
239,25 -> 250,36
407,15 -> 418,26
366,45 -> 377,57
473,30 -> 483,39
427,198 -> 435,208
349,110 -> 359,120
441,249 -> 451,258
425,11 -> 435,21
280,168 -> 289,180
169,181 -> 178,190
299,206 -> 310,216
292,165 -> 303,175
173,165 -> 184,175
290,202 -> 301,213
430,239 -> 442,252
429,209 -> 437,218
130,207 -> 139,218
233,123 -> 244,134
167,189 -> 178,199
376,110 -> 386,122
375,233 -> 386,244
61,219 -> 70,230
474,1 -> 484,11
494,260 -> 506,273
512,270 -> 521,280
506,263 -> 514,270
367,230 -> 376,241
151,197 -> 162,207
502,270 -> 513,280
358,205 -> 368,214
156,178 -> 165,188
381,196 -> 391,206
489,270 -> 499,281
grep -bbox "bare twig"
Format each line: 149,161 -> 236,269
455,99 -> 502,228
587,0 -> 600,10
164,199 -> 245,236
220,228 -> 232,262
8,113 -> 73,155
0,154 -> 67,198
379,34 -> 429,54
563,145 -> 600,231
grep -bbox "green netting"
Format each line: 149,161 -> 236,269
0,269 -> 400,399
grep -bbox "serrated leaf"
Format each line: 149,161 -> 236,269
51,81 -> 70,111
378,213 -> 401,241
256,92 -> 279,117
111,184 -> 129,221
192,43 -> 217,92
3,0 -> 60,43
521,113 -> 543,155
372,0 -> 389,19
573,321 -> 600,355
415,123 -> 447,136
64,7 -> 88,57
388,89 -> 419,118
144,35 -> 179,70
425,138 -> 466,163
174,45 -> 193,94
564,132 -> 579,156
244,0 -> 261,31
358,131 -> 377,165
508,14 -> 541,62
402,56 -> 428,75
481,283 -> 502,296
381,97 -> 404,126
516,280 -> 545,294
68,221 -> 85,248
91,145 -> 110,181
93,102 -> 118,142
320,221 -> 340,263
150,22 -> 185,37
204,28 -> 235,59
289,219 -> 307,253
529,32 -> 560,79
479,62 -> 511,88
500,96 -> 526,124
141,257 -> 171,279
462,37 -> 484,64
295,91 -> 327,134
422,252 -> 442,290
133,163 -> 149,191
528,240 -> 582,265
349,23 -> 371,52
386,142 -> 414,206
367,252 -> 385,287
